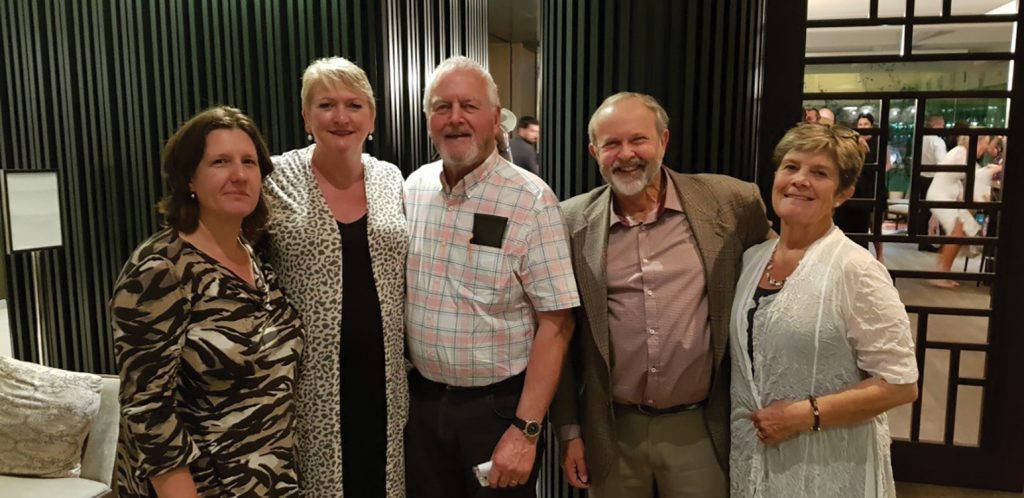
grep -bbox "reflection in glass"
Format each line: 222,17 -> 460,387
920,347 -> 949,444
958,350 -> 986,379
915,0 -> 943,16
925,98 -> 1010,128
806,26 -> 903,58
807,0 -> 869,20
913,23 -> 1015,54
953,385 -> 983,447
878,0 -> 906,17
952,0 -> 1019,16
805,61 -> 1011,92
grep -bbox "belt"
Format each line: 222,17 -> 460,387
615,400 -> 706,416
412,370 -> 525,394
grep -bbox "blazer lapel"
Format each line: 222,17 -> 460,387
669,171 -> 729,364
574,189 -> 612,368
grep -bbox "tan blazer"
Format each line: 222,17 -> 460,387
551,169 -> 772,481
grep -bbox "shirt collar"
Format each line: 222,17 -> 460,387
439,149 -> 501,197
609,166 -> 682,227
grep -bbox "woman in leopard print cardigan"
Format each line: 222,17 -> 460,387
263,57 -> 408,498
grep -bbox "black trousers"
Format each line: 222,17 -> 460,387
405,370 -> 544,498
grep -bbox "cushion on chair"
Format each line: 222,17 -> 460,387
0,475 -> 111,498
0,356 -> 103,478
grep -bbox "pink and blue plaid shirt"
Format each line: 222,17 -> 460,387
405,151 -> 580,387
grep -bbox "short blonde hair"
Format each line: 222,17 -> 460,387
422,56 -> 500,113
301,57 -> 376,112
588,92 -> 670,144
772,123 -> 867,192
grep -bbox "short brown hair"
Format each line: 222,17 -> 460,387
772,122 -> 867,192
157,106 -> 274,241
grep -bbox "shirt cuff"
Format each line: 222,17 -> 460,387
558,424 -> 581,442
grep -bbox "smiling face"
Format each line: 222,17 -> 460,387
302,82 -> 375,154
426,69 -> 501,170
588,98 -> 669,198
772,150 -> 853,231
189,128 -> 262,223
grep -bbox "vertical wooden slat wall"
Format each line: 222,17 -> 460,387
0,0 -> 488,374
540,0 -> 765,201
537,1 -> 765,496
377,0 -> 488,175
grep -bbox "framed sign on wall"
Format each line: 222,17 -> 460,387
0,170 -> 63,254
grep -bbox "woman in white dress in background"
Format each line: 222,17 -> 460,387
925,133 -> 1002,287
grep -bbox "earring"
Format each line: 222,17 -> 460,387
190,192 -> 196,200
307,133 -> 313,142
368,133 -> 374,142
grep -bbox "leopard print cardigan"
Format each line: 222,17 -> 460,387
263,145 -> 408,498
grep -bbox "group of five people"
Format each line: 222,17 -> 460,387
110,54 -> 918,498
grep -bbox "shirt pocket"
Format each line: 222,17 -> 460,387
467,244 -> 513,307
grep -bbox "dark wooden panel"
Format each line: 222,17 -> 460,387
540,0 -> 765,203
0,0 -> 488,373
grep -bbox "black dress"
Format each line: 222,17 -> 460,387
339,215 -> 387,497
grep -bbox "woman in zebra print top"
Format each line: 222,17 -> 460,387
111,107 -> 304,497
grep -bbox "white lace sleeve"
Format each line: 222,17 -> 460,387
840,256 -> 919,385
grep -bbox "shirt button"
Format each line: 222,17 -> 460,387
642,258 -> 649,264
647,328 -> 655,335
447,206 -> 454,212
646,289 -> 653,296
649,367 -> 658,373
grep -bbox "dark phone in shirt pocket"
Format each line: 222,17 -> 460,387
471,213 -> 508,249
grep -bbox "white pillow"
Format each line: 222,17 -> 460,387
0,356 -> 102,477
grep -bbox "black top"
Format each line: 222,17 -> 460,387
746,286 -> 782,377
338,215 -> 387,497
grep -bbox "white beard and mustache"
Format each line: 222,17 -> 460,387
605,158 -> 659,197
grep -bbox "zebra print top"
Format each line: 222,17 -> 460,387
111,228 -> 305,497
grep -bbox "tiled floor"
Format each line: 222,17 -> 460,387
896,482 -> 1023,497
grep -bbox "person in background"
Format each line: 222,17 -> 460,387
404,56 -> 579,498
552,92 -> 772,498
817,107 -> 835,124
918,115 -> 948,249
803,107 -> 820,123
730,123 -> 918,497
509,115 -> 542,175
112,106 -> 304,497
834,113 -> 885,262
264,56 -> 408,497
925,131 -> 1001,287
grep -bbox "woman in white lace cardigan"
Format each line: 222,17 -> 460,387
729,123 -> 919,498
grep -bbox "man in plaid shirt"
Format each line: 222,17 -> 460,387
404,56 -> 580,498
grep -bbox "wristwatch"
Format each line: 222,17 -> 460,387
512,416 -> 542,440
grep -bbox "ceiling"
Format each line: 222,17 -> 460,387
806,0 -> 1018,57
488,0 -> 539,45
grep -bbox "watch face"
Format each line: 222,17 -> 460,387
525,421 -> 542,437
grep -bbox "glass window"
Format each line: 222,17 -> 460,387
925,98 -> 1010,128
805,60 -> 1011,92
879,0 -> 907,17
806,26 -> 904,58
913,22 -> 1015,54
951,0 -> 1018,16
915,0 -> 944,16
808,0 -> 869,20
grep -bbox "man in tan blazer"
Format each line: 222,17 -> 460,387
551,92 -> 772,498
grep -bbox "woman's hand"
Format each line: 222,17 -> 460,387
751,399 -> 815,447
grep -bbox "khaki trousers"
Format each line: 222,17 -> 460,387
590,405 -> 728,498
